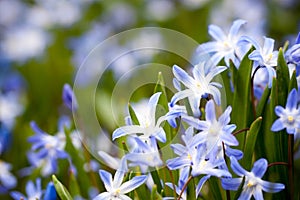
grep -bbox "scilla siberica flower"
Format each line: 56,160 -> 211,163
165,167 -> 190,200
182,100 -> 240,159
62,83 -> 78,111
222,156 -> 284,200
0,160 -> 17,193
271,88 -> 300,135
10,178 -> 43,200
285,32 -> 300,66
27,121 -> 69,176
93,159 -> 147,200
112,92 -> 167,143
243,36 -> 278,88
195,19 -> 249,67
170,62 -> 226,117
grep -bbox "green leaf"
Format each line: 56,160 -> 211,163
154,72 -> 169,110
256,87 -> 271,117
231,48 -> 253,150
276,48 -> 290,106
241,117 -> 262,170
69,171 -> 81,198
208,177 -> 224,200
150,168 -> 163,194
151,184 -> 163,200
288,70 -> 298,92
52,175 -> 73,200
128,103 -> 140,125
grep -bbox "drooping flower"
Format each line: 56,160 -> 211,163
182,100 -> 239,159
10,178 -> 43,200
112,92 -> 167,143
93,160 -> 147,200
271,88 -> 300,135
243,36 -> 278,88
170,63 -> 226,117
222,156 -> 285,200
195,19 -> 250,67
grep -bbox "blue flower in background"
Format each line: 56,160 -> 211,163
222,156 -> 284,200
62,83 -> 78,111
0,160 -> 17,193
243,36 -> 278,88
94,160 -> 147,200
286,32 -> 300,66
112,92 -> 167,143
44,181 -> 57,200
271,88 -> 300,135
170,63 -> 226,117
10,178 -> 43,200
27,121 -> 69,176
195,19 -> 249,67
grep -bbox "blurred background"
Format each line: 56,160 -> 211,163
1,0 -> 300,199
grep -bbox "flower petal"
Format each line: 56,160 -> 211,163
148,92 -> 161,120
196,175 -> 210,198
253,189 -> 264,200
260,180 -> 285,193
262,37 -> 275,56
221,177 -> 242,191
251,158 -> 267,178
230,156 -> 247,177
205,100 -> 216,122
228,19 -> 246,41
208,24 -> 226,42
271,119 -> 284,132
112,125 -> 145,140
93,192 -> 111,200
286,88 -> 298,110
99,170 -> 113,192
173,65 -> 195,88
119,175 -> 147,194
170,89 -> 194,107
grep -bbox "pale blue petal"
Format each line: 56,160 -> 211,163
182,116 -> 210,130
119,175 -> 147,194
205,100 -> 216,122
228,20 -> 247,41
238,188 -> 252,200
153,128 -> 166,143
206,66 -> 227,82
260,180 -> 285,193
173,78 -> 181,91
167,157 -> 191,170
239,36 -> 260,50
113,170 -> 125,189
248,51 -> 262,62
225,146 -> 243,160
112,125 -> 145,140
251,158 -> 267,178
253,189 -> 264,200
99,170 -> 113,192
230,156 -> 247,176
172,65 -> 195,88
208,24 -> 226,41
220,133 -> 239,146
263,37 -> 275,56
200,41 -> 220,53
208,86 -> 222,105
271,119 -> 284,132
296,32 -> 300,44
10,192 -> 25,200
219,106 -> 232,125
170,89 -> 194,107
25,180 -> 35,197
221,177 -> 242,191
196,175 -> 210,198
170,144 -> 186,156
286,89 -> 298,110
266,66 -> 276,88
188,95 -> 201,118
148,92 -> 161,120
274,106 -> 286,117
189,133 -> 206,147
208,52 -> 225,66
30,121 -> 47,135
98,151 -> 120,170
119,194 -> 132,200
93,192 -> 110,200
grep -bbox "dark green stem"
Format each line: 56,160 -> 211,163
267,162 -> 288,168
233,128 -> 250,136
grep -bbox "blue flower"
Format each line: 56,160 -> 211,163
182,100 -> 239,159
0,160 -> 17,193
44,181 -> 57,200
62,83 -> 78,111
170,63 -> 226,117
27,121 -> 69,176
165,167 -> 190,200
285,32 -> 300,66
112,92 -> 167,143
222,157 -> 285,200
195,19 -> 249,67
10,178 -> 43,200
93,161 -> 147,200
271,88 -> 300,134
243,36 -> 278,88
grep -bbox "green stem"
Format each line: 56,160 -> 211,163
177,176 -> 192,200
168,169 -> 177,199
267,162 -> 288,168
233,128 -> 249,136
222,142 -> 230,200
288,134 -> 294,200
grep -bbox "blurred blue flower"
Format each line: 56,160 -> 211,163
243,36 -> 278,88
222,156 -> 284,199
63,83 -> 78,111
10,178 -> 43,200
286,32 -> 300,66
27,121 -> 69,176
94,160 -> 147,200
44,181 -> 57,200
112,92 -> 167,143
170,63 -> 226,117
271,88 -> 300,134
182,100 -> 239,159
195,19 -> 250,67
0,160 -> 17,193
0,123 -> 11,154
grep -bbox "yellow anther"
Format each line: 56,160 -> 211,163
187,153 -> 192,161
288,116 -> 294,122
